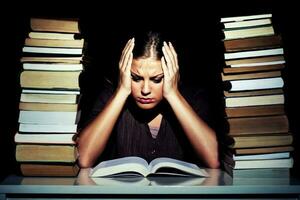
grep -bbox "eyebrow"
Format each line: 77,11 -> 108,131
131,71 -> 164,79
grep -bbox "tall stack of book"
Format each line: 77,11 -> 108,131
15,17 -> 85,176
220,14 -> 294,176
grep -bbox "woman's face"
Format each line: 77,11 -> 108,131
131,58 -> 164,110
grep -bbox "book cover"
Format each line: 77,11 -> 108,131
227,115 -> 289,135
19,102 -> 78,112
231,134 -> 293,148
20,163 -> 80,176
225,94 -> 284,107
22,46 -> 83,55
14,132 -> 76,144
29,31 -> 77,40
224,35 -> 282,52
223,26 -> 275,40
224,48 -> 283,60
23,63 -> 83,71
223,18 -> 272,29
233,158 -> 294,169
16,144 -> 77,162
25,38 -> 84,48
20,93 -> 78,104
234,146 -> 294,155
221,14 -> 272,23
223,77 -> 284,91
30,18 -> 80,33
20,71 -> 81,90
18,110 -> 79,125
225,104 -> 285,118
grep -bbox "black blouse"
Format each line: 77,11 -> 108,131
82,81 -> 213,166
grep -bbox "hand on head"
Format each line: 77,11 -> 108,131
161,41 -> 180,98
118,38 -> 135,96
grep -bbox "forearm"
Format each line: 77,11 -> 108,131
165,91 -> 220,168
78,89 -> 128,167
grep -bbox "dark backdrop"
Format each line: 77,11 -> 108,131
1,1 -> 298,179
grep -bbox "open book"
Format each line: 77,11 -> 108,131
89,156 -> 209,177
77,168 -> 207,186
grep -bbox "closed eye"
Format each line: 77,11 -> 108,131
131,73 -> 143,82
151,77 -> 163,83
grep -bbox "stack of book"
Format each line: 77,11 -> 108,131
220,14 -> 294,176
15,17 -> 85,176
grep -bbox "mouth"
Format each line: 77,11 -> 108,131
137,97 -> 155,104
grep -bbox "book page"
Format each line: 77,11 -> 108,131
149,157 -> 209,177
89,156 -> 150,177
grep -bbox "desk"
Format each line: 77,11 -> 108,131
1,169 -> 300,199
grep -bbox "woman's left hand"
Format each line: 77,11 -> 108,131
161,41 -> 180,99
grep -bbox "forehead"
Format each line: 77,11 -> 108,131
131,58 -> 162,74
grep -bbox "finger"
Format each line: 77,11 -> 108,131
119,39 -> 130,69
121,38 -> 133,57
124,52 -> 133,75
165,42 -> 177,74
123,40 -> 135,71
162,43 -> 175,75
161,56 -> 169,78
168,42 -> 179,70
120,38 -> 134,71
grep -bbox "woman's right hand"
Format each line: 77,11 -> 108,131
117,38 -> 135,96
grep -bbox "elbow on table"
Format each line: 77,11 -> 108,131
208,158 -> 220,169
78,155 -> 94,168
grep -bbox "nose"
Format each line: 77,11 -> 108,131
141,80 -> 151,96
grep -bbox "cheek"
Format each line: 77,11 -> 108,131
152,83 -> 163,97
131,81 -> 140,96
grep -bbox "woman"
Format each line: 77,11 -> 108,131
77,31 -> 219,168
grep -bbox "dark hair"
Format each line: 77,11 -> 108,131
132,31 -> 164,60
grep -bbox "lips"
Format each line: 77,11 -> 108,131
137,98 -> 155,104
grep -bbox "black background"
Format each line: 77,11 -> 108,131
1,1 -> 299,179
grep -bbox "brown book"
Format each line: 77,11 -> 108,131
224,35 -> 282,52
20,56 -> 82,64
221,70 -> 281,81
30,18 -> 80,33
16,144 -> 77,162
228,115 -> 289,136
224,89 -> 283,97
225,55 -> 285,66
223,64 -> 285,74
231,133 -> 293,148
20,71 -> 81,90
28,31 -> 78,40
225,104 -> 285,118
20,93 -> 78,104
225,94 -> 284,108
223,26 -> 275,40
20,163 -> 80,176
234,146 -> 294,155
19,102 -> 78,111
25,38 -> 84,48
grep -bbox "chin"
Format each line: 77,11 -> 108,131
136,102 -> 158,110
